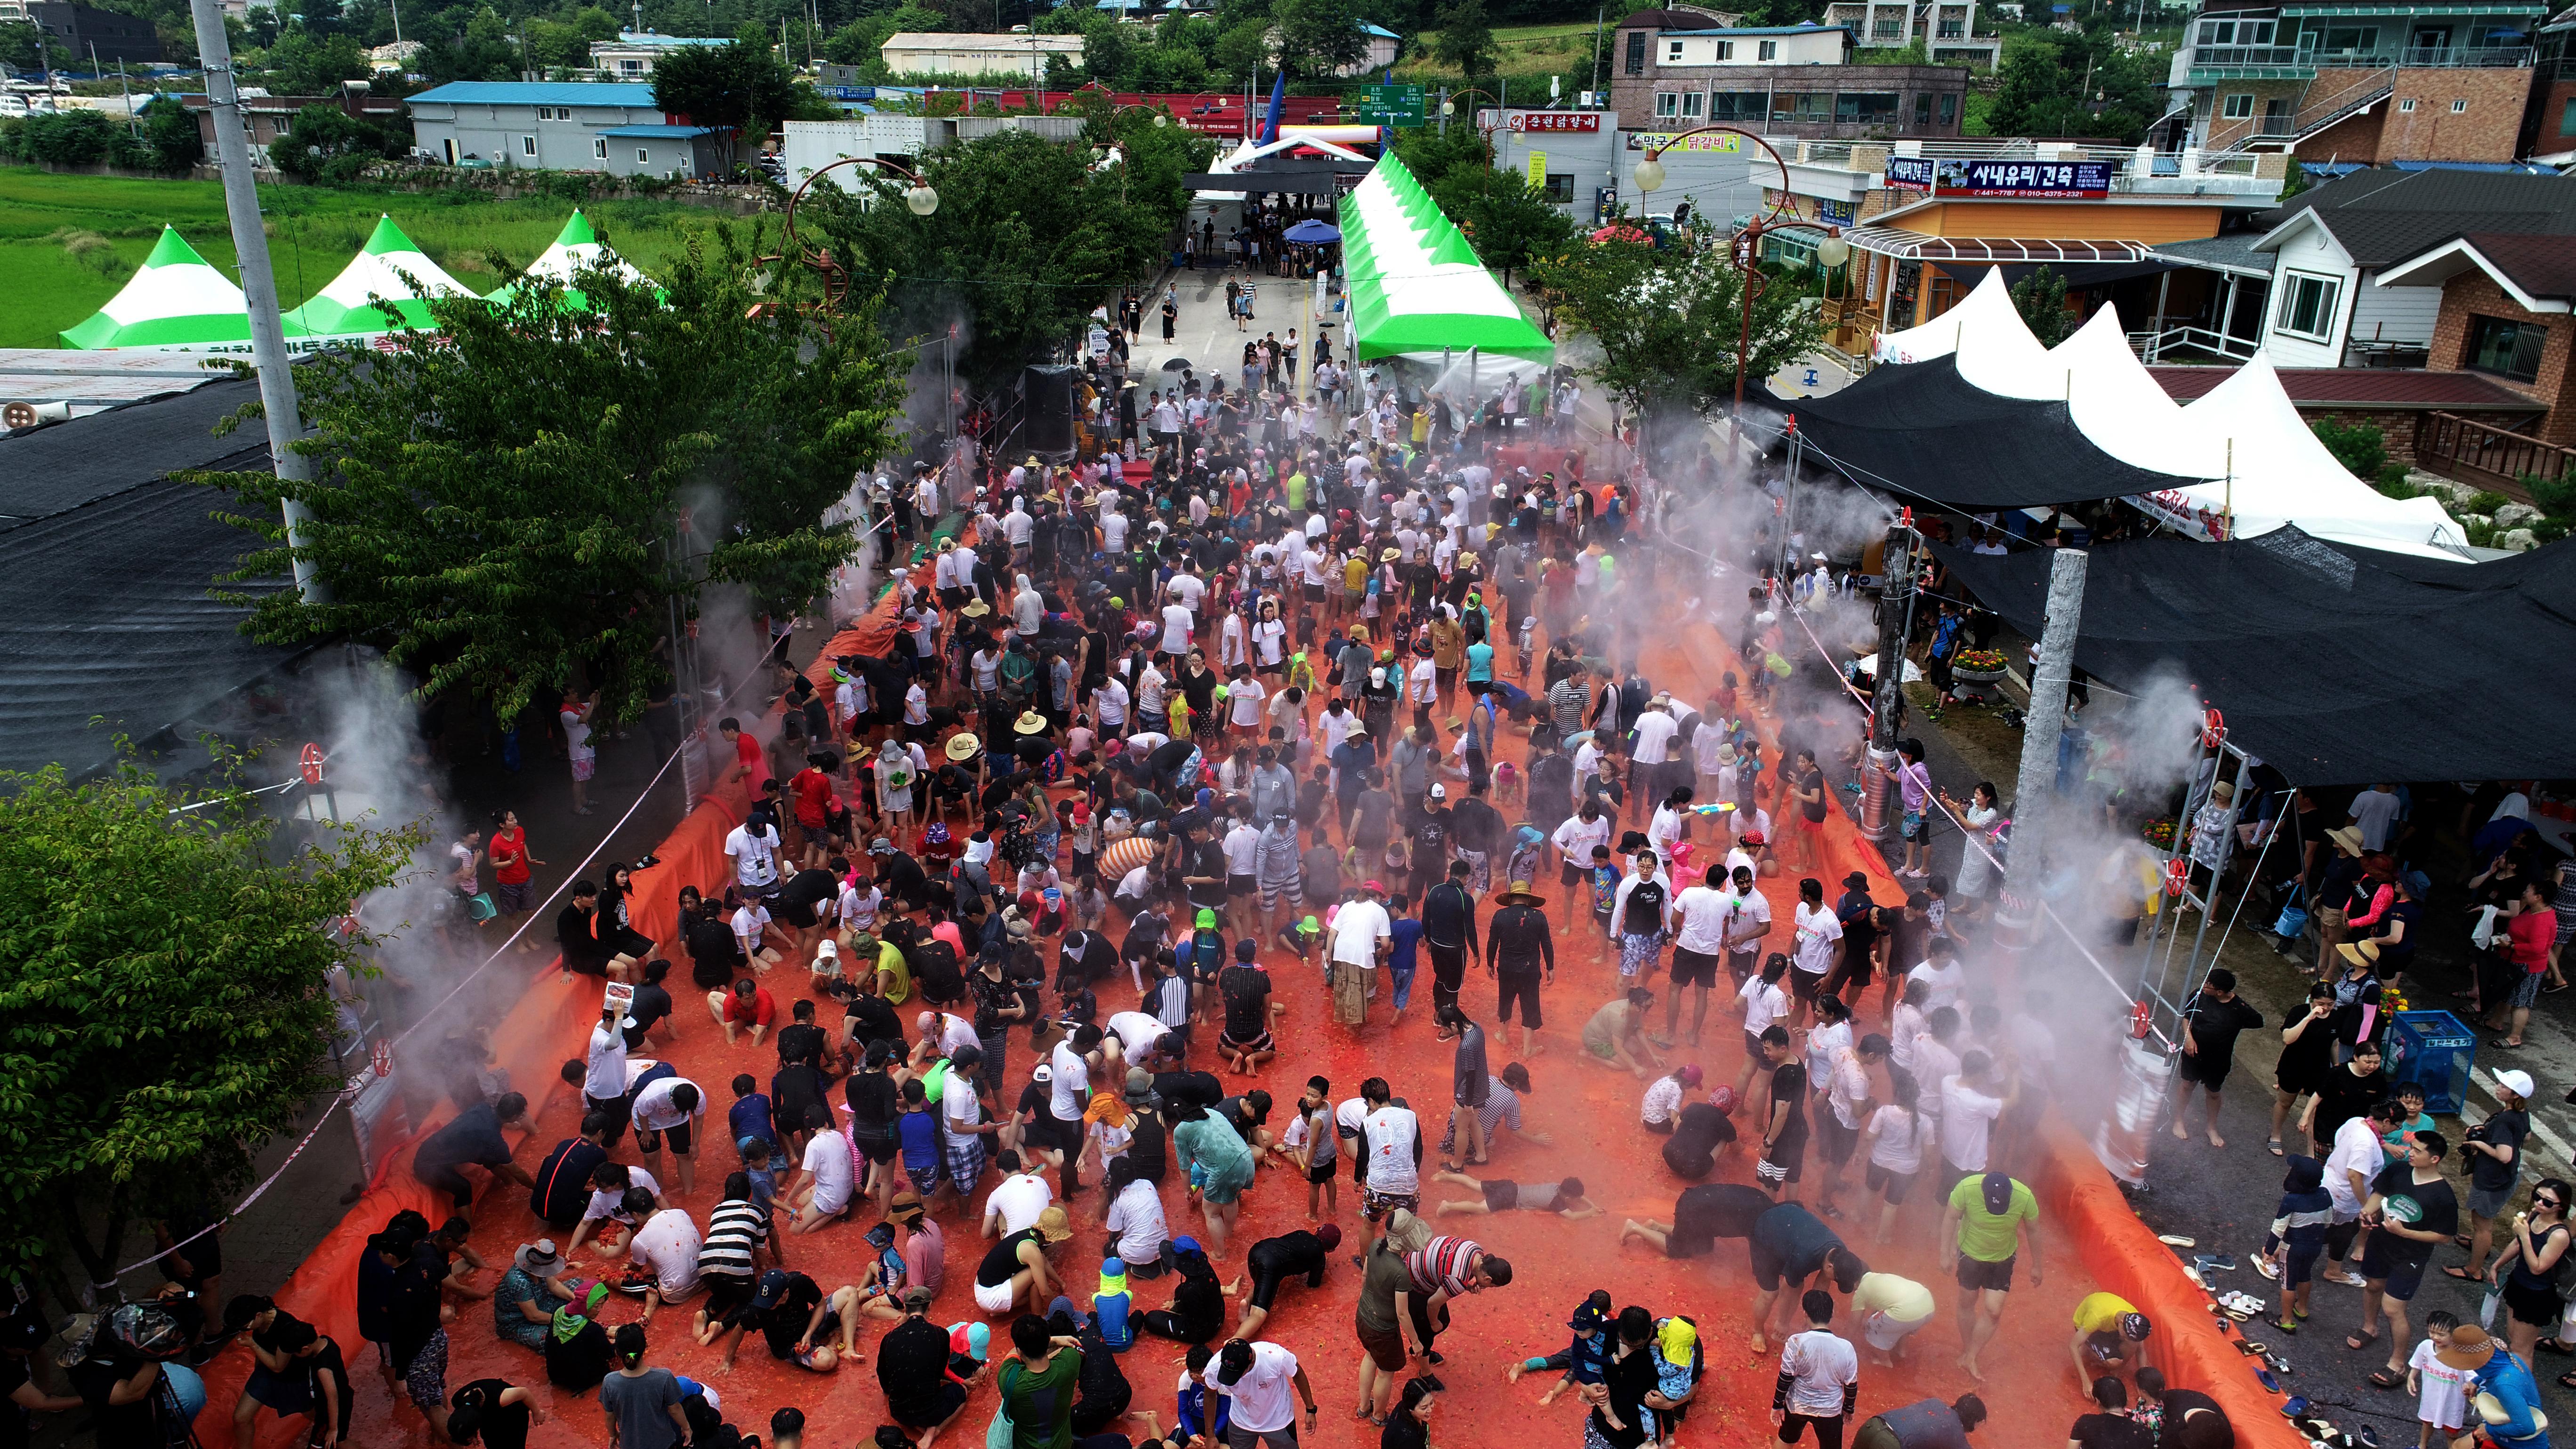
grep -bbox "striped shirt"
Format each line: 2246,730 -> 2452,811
1405,1235 -> 1484,1297
700,1198 -> 767,1280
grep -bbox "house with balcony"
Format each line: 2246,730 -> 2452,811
1610,9 -> 1971,139
2162,0 -> 2544,163
1767,138 -> 2289,351
1821,0 -> 2003,67
2529,4 -> 2576,161
2370,226 -> 2576,489
586,31 -> 724,79
2243,165 -> 2576,370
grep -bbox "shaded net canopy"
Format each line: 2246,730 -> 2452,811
1933,527 -> 2576,786
1779,356 -> 2210,509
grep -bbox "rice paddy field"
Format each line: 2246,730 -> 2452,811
0,168 -> 744,349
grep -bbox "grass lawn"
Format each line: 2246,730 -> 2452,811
0,167 -> 745,350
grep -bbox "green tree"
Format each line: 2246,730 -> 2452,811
522,17 -> 586,70
1212,16 -> 1270,80
266,28 -> 371,91
1082,13 -> 1135,84
0,19 -> 45,70
2009,264 -> 2070,346
0,753 -> 415,1295
1430,0 -> 1491,77
813,125 -> 1213,388
1531,238 -> 1823,426
2312,418 -> 2410,490
652,35 -> 795,171
1429,163 -> 1575,286
573,5 -> 623,41
1986,27 -> 2157,142
137,95 -> 205,170
1273,0 -> 1366,78
12,110 -> 123,165
191,228 -> 906,727
1389,118 -> 1491,191
272,102 -> 406,180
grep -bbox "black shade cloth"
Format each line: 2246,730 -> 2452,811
1933,526 -> 2576,787
1781,356 -> 2213,509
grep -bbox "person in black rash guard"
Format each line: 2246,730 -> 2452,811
871,840 -> 932,916
1048,1300 -> 1133,1435
1122,1071 -> 1171,1184
683,902 -> 744,990
770,1062 -> 828,1152
1138,1240 -> 1225,1343
530,1115 -> 612,1231
620,962 -> 676,1051
1059,930 -> 1118,996
1620,1182 -> 1781,1260
842,975 -> 905,1055
777,866 -> 838,939
1224,1224 -> 1343,1338
1662,1101 -> 1740,1180
556,886 -> 613,978
1592,1306 -> 1661,1449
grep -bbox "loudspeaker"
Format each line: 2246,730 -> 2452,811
1021,364 -> 1077,456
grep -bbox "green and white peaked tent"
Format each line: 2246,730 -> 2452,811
485,209 -> 655,312
1337,154 -> 1554,372
59,225 -> 253,353
281,215 -> 477,340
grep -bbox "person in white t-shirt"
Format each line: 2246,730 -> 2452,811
1938,1052 -> 2015,1186
1252,604 -> 1288,671
1734,954 -> 1794,1105
1789,879 -> 1844,1028
1907,936 -> 1966,1014
725,817 -> 782,897
791,1114 -> 855,1232
1330,885 -> 1393,1025
1776,1292 -> 1860,1442
1667,867 -> 1734,1045
983,1163 -> 1054,1238
622,1199 -> 702,1317
1358,1082 -> 1421,1222
631,1075 -> 707,1197
1160,602 -> 1194,659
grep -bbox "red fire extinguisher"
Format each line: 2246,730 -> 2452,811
2129,999 -> 2154,1041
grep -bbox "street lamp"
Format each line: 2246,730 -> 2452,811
1627,121 -> 1845,459
768,154 -> 940,321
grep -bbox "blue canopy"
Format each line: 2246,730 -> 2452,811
1282,219 -> 1340,243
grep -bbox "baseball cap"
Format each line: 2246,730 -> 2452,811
1979,1172 -> 2015,1216
901,1285 -> 934,1311
2495,1069 -> 2536,1100
1217,1338 -> 1257,1385
1428,783 -> 1447,800
752,1268 -> 790,1309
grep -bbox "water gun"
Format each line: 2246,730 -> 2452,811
1686,802 -> 1737,817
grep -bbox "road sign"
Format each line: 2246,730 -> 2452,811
1353,82 -> 1425,128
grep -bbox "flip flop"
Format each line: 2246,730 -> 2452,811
2557,1371 -> 2576,1391
2453,1235 -> 2475,1250
2345,1330 -> 2379,1351
2267,1138 -> 2285,1157
2441,1265 -> 2484,1281
2367,1369 -> 2404,1390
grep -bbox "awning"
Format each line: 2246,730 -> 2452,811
1844,226 -> 2155,265
1338,153 -> 1554,369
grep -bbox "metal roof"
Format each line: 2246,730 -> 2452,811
2253,166 -> 2576,266
2151,230 -> 2277,276
405,81 -> 663,106
599,124 -> 711,137
1663,22 -> 1852,33
1843,225 -> 2152,263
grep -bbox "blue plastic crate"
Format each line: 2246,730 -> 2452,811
2385,1009 -> 2476,1115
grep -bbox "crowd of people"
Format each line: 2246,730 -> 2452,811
14,330 -> 2443,1449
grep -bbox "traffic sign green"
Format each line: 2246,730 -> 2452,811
1352,82 -> 1425,128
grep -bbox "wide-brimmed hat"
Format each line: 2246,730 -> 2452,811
2438,1323 -> 2497,1372
2210,779 -> 2235,802
2337,940 -> 2380,968
1125,1067 -> 1156,1104
1035,1205 -> 1073,1242
1497,881 -> 1547,907
514,1240 -> 566,1278
2326,825 -> 2365,856
959,599 -> 991,618
1014,711 -> 1049,735
1380,547 -> 1401,562
944,734 -> 982,761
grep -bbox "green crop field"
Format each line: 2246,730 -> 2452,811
0,168 -> 744,350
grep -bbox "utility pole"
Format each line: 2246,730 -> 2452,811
1590,4 -> 1604,95
1992,546 -> 2088,951
186,0 -> 322,604
1858,515 -> 1914,843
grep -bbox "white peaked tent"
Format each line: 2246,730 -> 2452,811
1869,271 -> 2470,560
484,209 -> 653,312
280,215 -> 476,340
59,225 -> 252,353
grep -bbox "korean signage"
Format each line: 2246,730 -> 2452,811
1884,156 -> 2112,197
1816,197 -> 1857,226
1622,130 -> 1744,152
1527,151 -> 1548,190
1353,82 -> 1426,128
1508,111 -> 1601,132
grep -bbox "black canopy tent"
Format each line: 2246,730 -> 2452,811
1933,527 -> 2576,786
1773,356 -> 2214,510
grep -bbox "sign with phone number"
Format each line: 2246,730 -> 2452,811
1885,155 -> 2112,197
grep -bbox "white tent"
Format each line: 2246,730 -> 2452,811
58,225 -> 251,353
281,215 -> 476,341
1870,271 -> 2471,560
483,209 -> 652,312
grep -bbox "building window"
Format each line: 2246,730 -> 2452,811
1680,90 -> 1704,117
1667,38 -> 1683,60
2464,315 -> 2547,382
2450,98 -> 2467,112
593,136 -> 607,158
1874,17 -> 1902,37
2222,93 -> 2253,119
521,134 -> 536,156
1712,90 -> 1764,120
1771,91 -> 1832,122
1656,90 -> 1680,118
2196,17 -> 2275,44
1715,40 -> 1734,58
1759,39 -> 1778,58
638,147 -> 651,163
1915,92 -> 1932,125
1837,91 -> 1899,121
1626,31 -> 1646,74
1543,172 -> 1574,202
620,58 -> 641,71
2562,96 -> 2575,135
2399,97 -> 2416,112
1939,92 -> 1957,125
2273,271 -> 2341,342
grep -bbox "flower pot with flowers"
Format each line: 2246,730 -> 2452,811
2142,818 -> 2178,850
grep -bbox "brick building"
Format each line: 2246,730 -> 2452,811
2374,232 -> 2576,496
179,89 -> 406,164
1609,8 -> 1969,139
2148,364 -> 2546,464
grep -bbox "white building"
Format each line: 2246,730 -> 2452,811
779,111 -> 1086,190
1646,22 -> 1852,67
587,30 -> 724,78
878,31 -> 1084,80
1820,0 -> 1999,66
